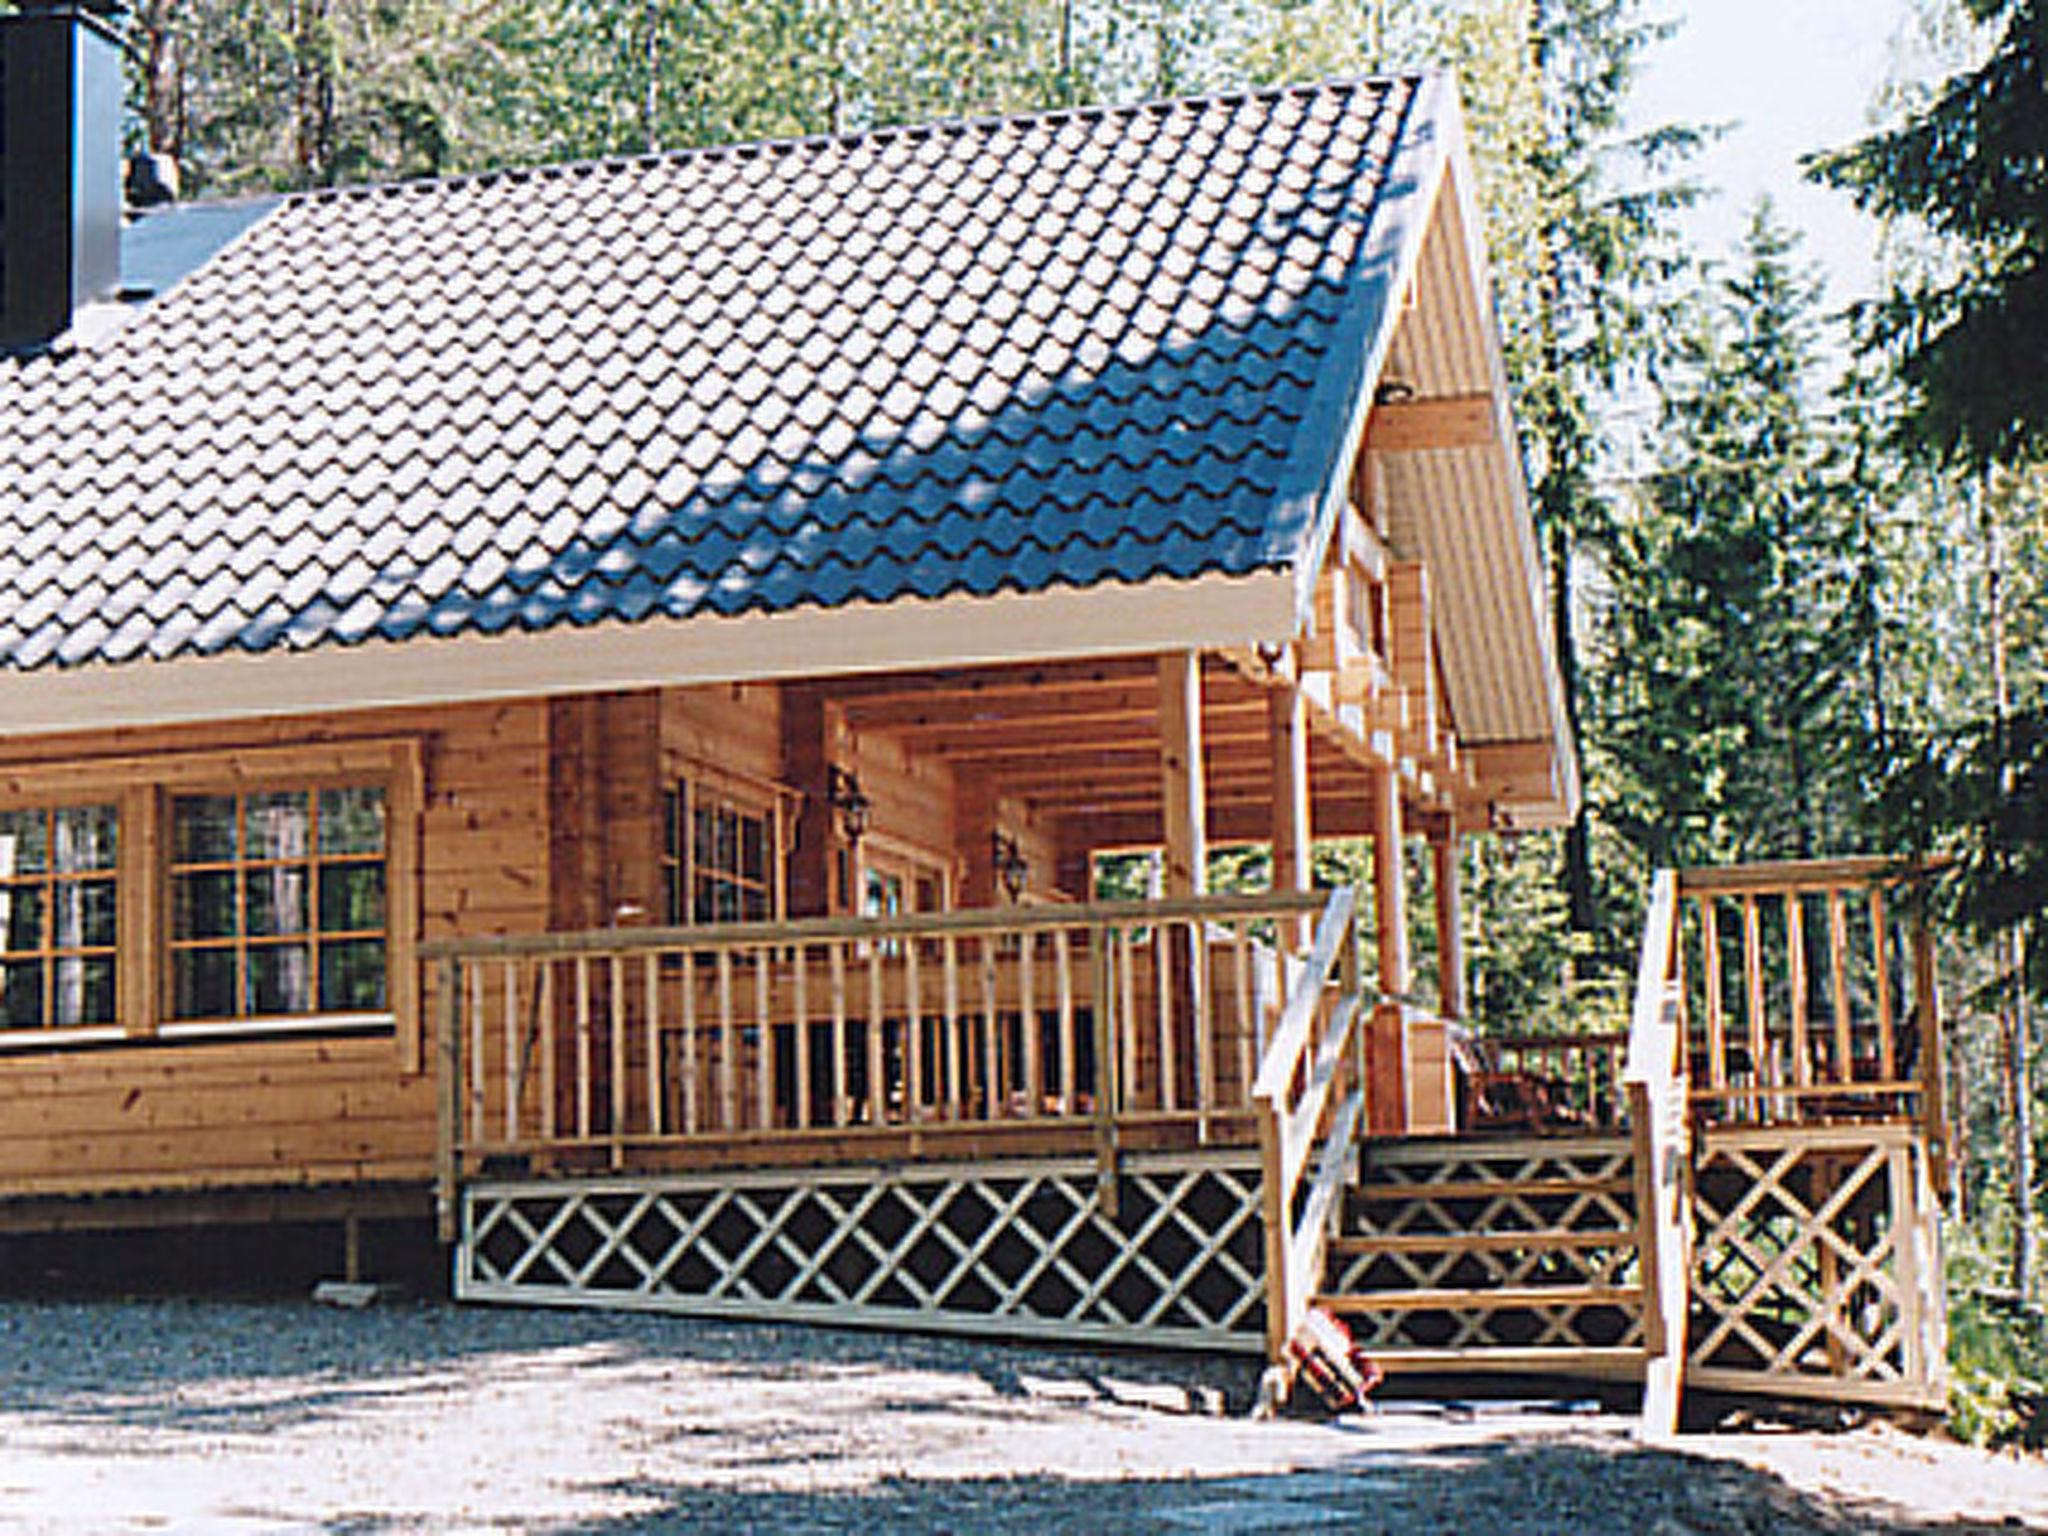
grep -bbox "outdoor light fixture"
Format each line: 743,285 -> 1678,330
827,765 -> 871,844
992,831 -> 1029,902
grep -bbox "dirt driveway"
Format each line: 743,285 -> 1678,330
1,1298 -> 2044,1533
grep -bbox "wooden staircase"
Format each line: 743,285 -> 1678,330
1317,1131 -> 1656,1380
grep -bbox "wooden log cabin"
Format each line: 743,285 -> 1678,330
0,6 -> 1948,1423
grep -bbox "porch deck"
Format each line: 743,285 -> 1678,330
431,856 -> 1952,1421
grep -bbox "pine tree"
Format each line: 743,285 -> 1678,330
1600,205 -> 1860,867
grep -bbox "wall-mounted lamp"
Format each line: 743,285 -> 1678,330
827,765 -> 871,844
991,831 -> 1029,903
1373,377 -> 1416,405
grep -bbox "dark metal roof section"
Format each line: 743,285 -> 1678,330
0,76 -> 1430,673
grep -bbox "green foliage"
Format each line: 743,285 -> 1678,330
1811,0 -> 2048,467
1599,205 -> 1873,869
1949,1228 -> 2048,1446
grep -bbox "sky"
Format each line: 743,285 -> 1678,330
1630,0 -> 1925,305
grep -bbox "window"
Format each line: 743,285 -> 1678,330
169,786 -> 388,1021
0,804 -> 119,1028
662,778 -> 785,925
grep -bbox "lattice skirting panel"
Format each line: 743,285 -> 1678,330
457,1151 -> 1267,1354
1688,1123 -> 1947,1410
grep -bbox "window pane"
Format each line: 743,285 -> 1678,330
318,864 -> 385,933
742,886 -> 770,922
54,878 -> 116,949
173,871 -> 237,941
739,815 -> 766,883
245,867 -> 309,936
246,792 -> 310,859
692,805 -> 715,867
52,805 -> 118,873
0,810 -> 48,876
248,943 -> 312,1014
0,887 -> 42,953
173,795 -> 238,863
0,960 -> 41,1026
318,788 -> 385,856
53,956 -> 115,1027
662,789 -> 681,859
173,948 -> 236,1019
319,939 -> 387,1011
663,866 -> 681,927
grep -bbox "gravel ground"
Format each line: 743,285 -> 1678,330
1,1298 -> 2045,1534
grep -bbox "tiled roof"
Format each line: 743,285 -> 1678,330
0,76 -> 1432,674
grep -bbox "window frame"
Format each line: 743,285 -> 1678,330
661,765 -> 796,928
0,738 -> 422,1062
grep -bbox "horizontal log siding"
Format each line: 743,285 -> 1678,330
0,699 -> 550,1200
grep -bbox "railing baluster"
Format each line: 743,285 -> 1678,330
1117,925 -> 1137,1112
1194,918 -> 1215,1137
539,962 -> 556,1142
1871,885 -> 1896,1082
1786,891 -> 1810,1087
681,950 -> 700,1135
1234,921 -> 1254,1111
794,944 -> 812,1131
829,940 -> 848,1127
979,935 -> 1000,1119
755,946 -> 774,1132
1697,895 -> 1724,1094
943,934 -> 962,1121
575,956 -> 593,1140
717,948 -> 736,1133
904,941 -> 924,1123
467,961 -> 486,1145
1054,927 -> 1076,1115
503,959 -> 521,1144
866,942 -> 886,1125
1021,932 -> 1041,1114
1829,887 -> 1853,1083
1742,894 -> 1766,1105
644,950 -> 663,1138
1155,922 -> 1176,1113
609,953 -> 628,1152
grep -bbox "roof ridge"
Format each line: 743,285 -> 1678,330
291,71 -> 1433,209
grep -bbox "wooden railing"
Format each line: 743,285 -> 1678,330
1252,886 -> 1369,1367
1678,857 -> 1942,1133
429,891 -> 1323,1233
1625,868 -> 1691,1440
1458,1028 -> 1630,1132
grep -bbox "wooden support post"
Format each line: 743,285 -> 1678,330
1431,831 -> 1465,1021
1158,652 -> 1207,897
1367,763 -> 1410,1135
1159,651 -> 1207,1118
1268,681 -> 1312,958
1371,763 -> 1408,999
954,771 -> 999,910
781,686 -> 837,918
1913,904 -> 1950,1185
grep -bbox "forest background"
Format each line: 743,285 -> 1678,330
66,0 -> 2048,1442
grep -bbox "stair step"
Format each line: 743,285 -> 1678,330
1364,1344 -> 1648,1378
1331,1228 -> 1637,1256
1351,1175 -> 1636,1202
1316,1283 -> 1644,1314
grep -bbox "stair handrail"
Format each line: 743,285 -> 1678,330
1252,884 -> 1368,1385
1623,868 -> 1690,1440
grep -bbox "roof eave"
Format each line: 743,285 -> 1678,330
0,571 -> 1298,738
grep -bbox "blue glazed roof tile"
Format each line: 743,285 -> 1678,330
0,75 -> 1437,675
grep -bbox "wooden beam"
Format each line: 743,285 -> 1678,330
1363,392 -> 1495,453
1159,652 -> 1207,897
